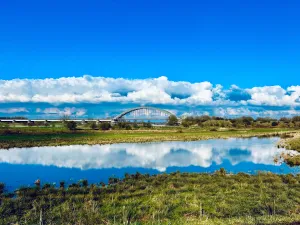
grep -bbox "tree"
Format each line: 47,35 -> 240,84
90,122 -> 97,130
279,117 -> 291,123
125,124 -> 132,130
292,116 -> 300,122
66,121 -> 77,131
167,115 -> 178,126
181,119 -> 191,128
99,122 -> 111,130
132,121 -> 139,129
143,121 -> 152,128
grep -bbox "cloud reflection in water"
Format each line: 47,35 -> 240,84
0,137 -> 292,172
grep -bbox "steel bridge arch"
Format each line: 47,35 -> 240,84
113,106 -> 176,122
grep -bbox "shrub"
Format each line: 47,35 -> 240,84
90,122 -> 98,130
99,122 -> 111,130
0,183 -> 5,194
66,121 -> 77,131
143,121 -> 152,128
167,115 -> 178,126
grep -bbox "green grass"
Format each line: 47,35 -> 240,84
1,171 -> 300,224
0,127 -> 296,149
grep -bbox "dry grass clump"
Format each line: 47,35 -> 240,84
280,152 -> 300,166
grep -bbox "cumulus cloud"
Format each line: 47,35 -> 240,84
40,107 -> 87,117
0,76 -> 300,111
214,107 -> 300,118
0,107 -> 28,114
0,76 -> 217,105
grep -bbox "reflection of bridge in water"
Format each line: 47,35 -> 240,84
0,106 -> 177,124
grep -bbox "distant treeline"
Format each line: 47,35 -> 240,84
1,115 -> 300,130
0,116 -> 27,119
181,115 -> 300,128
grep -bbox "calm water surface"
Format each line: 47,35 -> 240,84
0,137 -> 299,190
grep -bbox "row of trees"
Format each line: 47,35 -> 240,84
180,115 -> 300,128
65,121 -> 113,131
65,121 -> 153,131
2,115 -> 300,130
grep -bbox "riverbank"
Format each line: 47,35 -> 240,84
278,132 -> 300,166
1,171 -> 300,224
0,127 -> 297,149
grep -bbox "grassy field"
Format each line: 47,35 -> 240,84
0,127 -> 296,149
1,171 -> 300,224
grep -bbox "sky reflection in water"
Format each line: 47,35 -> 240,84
0,137 -> 299,190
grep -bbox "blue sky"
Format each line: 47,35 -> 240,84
0,0 -> 300,118
1,0 -> 300,87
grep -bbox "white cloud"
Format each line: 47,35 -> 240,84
0,76 -> 215,105
0,107 -> 28,114
0,76 -> 299,109
246,86 -> 299,106
214,107 -> 300,118
41,107 -> 87,117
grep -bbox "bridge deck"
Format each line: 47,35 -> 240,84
0,119 -> 112,123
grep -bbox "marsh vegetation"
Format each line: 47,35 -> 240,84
1,170 -> 300,224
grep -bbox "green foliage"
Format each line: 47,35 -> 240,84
181,119 -> 191,127
90,122 -> 97,130
1,115 -> 300,132
99,122 -> 111,130
79,179 -> 88,188
202,120 -> 232,127
292,116 -> 300,122
256,117 -> 274,123
1,172 -> 300,224
66,121 -> 77,131
215,168 -> 227,176
0,126 -> 295,149
0,123 -> 9,128
142,121 -> 152,128
115,121 -> 132,130
132,121 -> 139,129
167,115 -> 178,126
179,115 -> 300,129
0,183 -> 5,195
285,136 -> 300,151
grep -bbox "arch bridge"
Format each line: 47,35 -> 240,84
113,106 -> 176,123
0,107 -> 178,125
